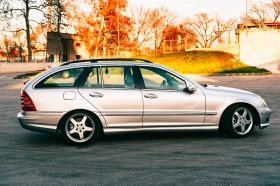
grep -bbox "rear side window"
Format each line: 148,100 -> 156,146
102,66 -> 135,88
84,67 -> 102,88
36,68 -> 84,88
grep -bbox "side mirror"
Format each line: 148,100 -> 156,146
183,84 -> 197,93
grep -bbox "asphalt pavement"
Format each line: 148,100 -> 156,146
0,73 -> 280,185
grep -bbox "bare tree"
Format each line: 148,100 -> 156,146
240,1 -> 274,28
45,0 -> 68,62
151,7 -> 177,53
130,5 -> 155,53
49,0 -> 68,33
267,0 -> 280,22
0,0 -> 48,62
185,13 -> 235,48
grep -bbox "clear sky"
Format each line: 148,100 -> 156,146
129,0 -> 250,20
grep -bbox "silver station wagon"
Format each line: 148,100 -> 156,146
18,58 -> 272,145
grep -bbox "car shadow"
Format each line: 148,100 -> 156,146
19,129 -> 267,147
18,130 -> 223,146
19,132 -> 65,146
101,130 -> 223,142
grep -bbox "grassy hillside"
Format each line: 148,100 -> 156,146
15,51 -> 270,79
133,51 -> 269,74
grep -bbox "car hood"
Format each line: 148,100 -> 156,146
204,85 -> 254,95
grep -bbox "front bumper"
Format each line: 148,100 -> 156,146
17,111 -> 64,134
257,107 -> 272,129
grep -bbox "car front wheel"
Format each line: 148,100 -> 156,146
61,111 -> 100,145
223,104 -> 255,138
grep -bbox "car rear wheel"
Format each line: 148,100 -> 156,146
223,104 -> 255,138
61,111 -> 100,145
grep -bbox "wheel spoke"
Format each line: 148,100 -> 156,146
84,126 -> 94,132
233,122 -> 241,128
234,112 -> 241,119
79,132 -> 84,140
81,116 -> 87,124
244,120 -> 251,125
242,109 -> 248,118
70,118 -> 79,125
69,128 -> 77,135
241,125 -> 246,133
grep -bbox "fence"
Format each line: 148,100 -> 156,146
0,54 -> 47,63
0,62 -> 57,73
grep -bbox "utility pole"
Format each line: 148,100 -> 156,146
246,0 -> 248,30
117,2 -> 120,58
48,0 -> 52,31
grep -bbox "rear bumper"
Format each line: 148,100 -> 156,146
17,111 -> 64,134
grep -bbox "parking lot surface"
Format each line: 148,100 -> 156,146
0,73 -> 280,185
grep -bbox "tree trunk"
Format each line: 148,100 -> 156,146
6,46 -> 8,62
25,0 -> 32,62
94,47 -> 99,58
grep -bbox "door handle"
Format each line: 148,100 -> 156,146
144,93 -> 158,99
89,92 -> 104,97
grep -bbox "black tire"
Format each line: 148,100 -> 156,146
60,111 -> 100,145
222,104 -> 255,138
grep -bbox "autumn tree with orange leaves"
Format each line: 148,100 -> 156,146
66,0 -> 131,57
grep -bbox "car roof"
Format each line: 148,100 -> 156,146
60,58 -> 153,67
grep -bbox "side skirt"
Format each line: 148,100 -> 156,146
104,126 -> 219,133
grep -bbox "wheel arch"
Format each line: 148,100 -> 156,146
219,102 -> 261,132
56,109 -> 105,133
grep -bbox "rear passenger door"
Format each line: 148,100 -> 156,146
78,65 -> 143,127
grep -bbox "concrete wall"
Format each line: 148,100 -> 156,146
0,62 -> 57,73
239,30 -> 280,73
210,43 -> 240,57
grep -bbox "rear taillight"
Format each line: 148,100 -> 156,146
21,91 -> 36,111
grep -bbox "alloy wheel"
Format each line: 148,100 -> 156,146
65,113 -> 95,143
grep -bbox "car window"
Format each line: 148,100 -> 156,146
84,67 -> 102,88
36,68 -> 84,88
101,66 -> 135,88
139,67 -> 185,91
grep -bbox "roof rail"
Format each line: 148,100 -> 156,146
60,58 -> 153,66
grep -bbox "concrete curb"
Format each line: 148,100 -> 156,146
186,72 -> 272,76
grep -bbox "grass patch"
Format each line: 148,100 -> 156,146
219,66 -> 269,73
14,71 -> 41,79
132,51 -> 269,74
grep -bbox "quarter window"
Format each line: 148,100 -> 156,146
36,68 -> 84,88
139,67 -> 185,91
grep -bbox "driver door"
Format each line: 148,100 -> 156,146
138,66 -> 205,127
